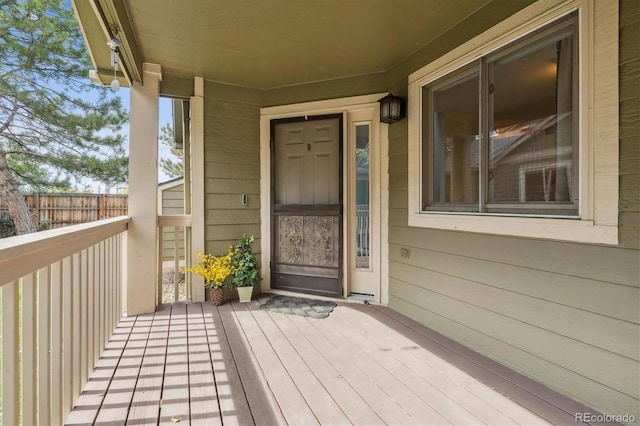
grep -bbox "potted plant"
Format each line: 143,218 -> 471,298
230,235 -> 260,302
184,246 -> 235,305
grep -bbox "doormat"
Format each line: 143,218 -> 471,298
259,295 -> 337,319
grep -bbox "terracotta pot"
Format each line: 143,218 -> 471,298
237,286 -> 253,303
207,287 -> 224,306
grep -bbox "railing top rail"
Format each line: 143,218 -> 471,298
0,215 -> 130,287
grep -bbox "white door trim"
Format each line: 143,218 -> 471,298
260,93 -> 389,304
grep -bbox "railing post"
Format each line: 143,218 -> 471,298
127,63 -> 162,316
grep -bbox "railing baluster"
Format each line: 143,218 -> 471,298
87,245 -> 95,378
186,226 -> 192,301
62,256 -> 73,419
38,266 -> 53,425
158,226 -> 164,304
99,240 -> 105,351
38,265 -> 52,425
107,237 -> 113,335
116,234 -> 121,317
51,261 -> 63,425
93,243 -> 100,365
81,249 -> 89,387
22,272 -> 38,425
174,225 -> 180,301
72,252 -> 82,402
111,236 -> 116,320
2,280 -> 20,426
108,236 -> 113,330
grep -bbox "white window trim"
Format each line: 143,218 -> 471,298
407,0 -> 618,245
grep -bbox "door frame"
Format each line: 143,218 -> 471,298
260,93 -> 390,304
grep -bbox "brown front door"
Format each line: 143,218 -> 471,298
271,115 -> 343,297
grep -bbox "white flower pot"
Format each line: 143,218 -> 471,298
237,286 -> 253,303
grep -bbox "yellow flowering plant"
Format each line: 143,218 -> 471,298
184,246 -> 235,289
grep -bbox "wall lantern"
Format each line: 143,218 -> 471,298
379,94 -> 405,124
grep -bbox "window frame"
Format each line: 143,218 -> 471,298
407,0 -> 619,244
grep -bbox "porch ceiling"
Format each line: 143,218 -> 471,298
73,0 -> 494,90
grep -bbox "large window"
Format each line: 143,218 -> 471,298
407,0 -> 619,244
422,14 -> 577,215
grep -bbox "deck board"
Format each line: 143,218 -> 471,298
68,295 -> 609,425
127,303 -> 170,425
158,302 -> 191,425
342,304 -> 526,425
264,303 -> 385,425
201,302 -> 255,425
186,302 -> 222,425
230,300 -> 319,425
329,306 -> 485,425
94,313 -> 153,425
66,316 -> 137,425
367,304 -> 581,425
245,299 -> 352,425
286,308 -> 421,425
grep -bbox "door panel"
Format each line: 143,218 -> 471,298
272,116 -> 342,297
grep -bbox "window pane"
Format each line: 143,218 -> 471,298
355,124 -> 370,269
427,71 -> 480,208
488,27 -> 575,208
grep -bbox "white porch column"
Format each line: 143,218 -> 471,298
127,63 -> 162,315
190,77 -> 205,302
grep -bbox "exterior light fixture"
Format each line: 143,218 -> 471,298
379,94 -> 405,124
107,38 -> 122,92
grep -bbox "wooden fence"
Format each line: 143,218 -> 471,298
0,193 -> 128,229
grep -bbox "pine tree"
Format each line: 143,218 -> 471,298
0,0 -> 128,234
159,124 -> 183,178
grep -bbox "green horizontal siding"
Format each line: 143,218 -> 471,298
203,81 -> 262,277
386,0 -> 640,422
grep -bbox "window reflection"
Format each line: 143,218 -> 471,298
355,124 -> 370,269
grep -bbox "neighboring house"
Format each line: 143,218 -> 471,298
158,177 -> 185,261
72,0 -> 639,423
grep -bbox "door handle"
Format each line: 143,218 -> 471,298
307,143 -> 311,151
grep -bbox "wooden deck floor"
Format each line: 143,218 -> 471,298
66,295 -> 602,425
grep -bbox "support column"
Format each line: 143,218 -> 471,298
190,77 -> 205,302
127,63 -> 162,315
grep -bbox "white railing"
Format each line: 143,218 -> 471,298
356,205 -> 370,257
0,216 -> 130,425
157,215 -> 192,304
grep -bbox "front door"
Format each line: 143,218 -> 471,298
271,115 -> 343,297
